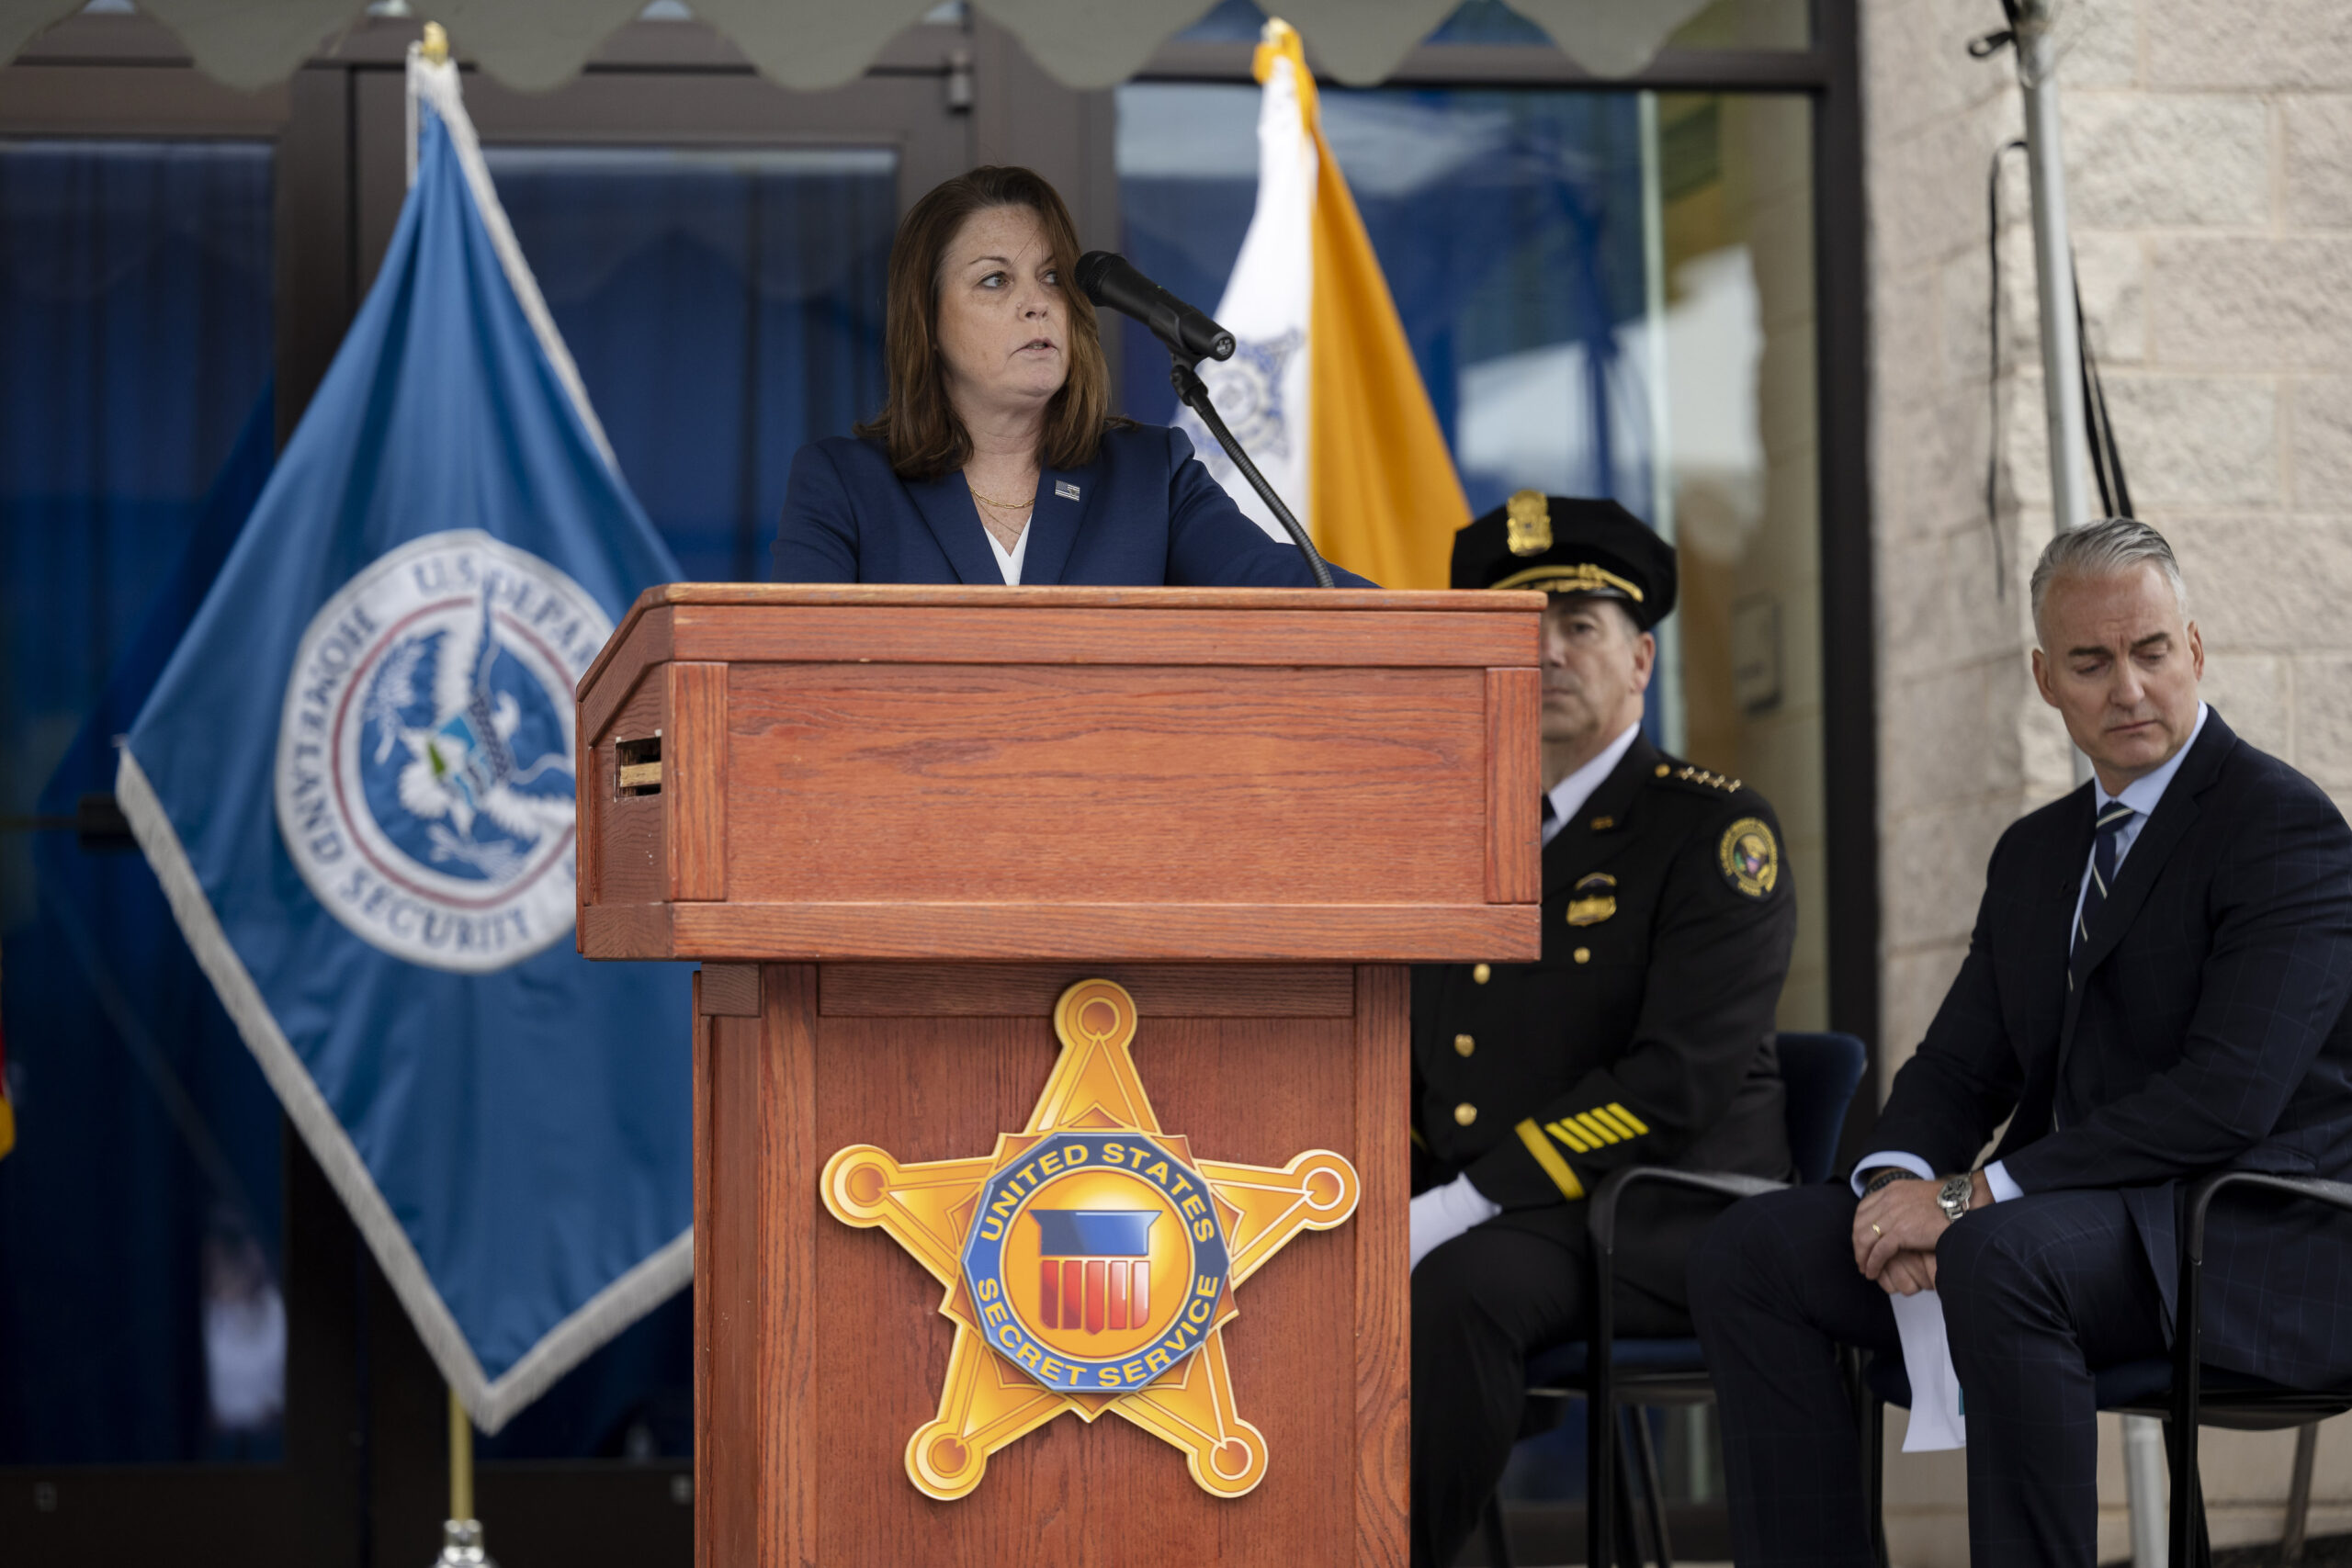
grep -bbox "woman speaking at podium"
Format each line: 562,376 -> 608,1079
773,165 -> 1370,588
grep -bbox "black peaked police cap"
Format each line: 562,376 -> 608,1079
1450,491 -> 1678,632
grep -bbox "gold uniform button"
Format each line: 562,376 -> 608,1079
1656,762 -> 1670,776
1472,963 -> 1492,985
1453,1032 -> 1476,1057
1453,1102 -> 1478,1126
1573,947 -> 1591,964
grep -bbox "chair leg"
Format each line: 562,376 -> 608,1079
1851,1351 -> 1890,1568
2161,1418 -> 2213,1568
1866,1409 -> 1890,1568
1625,1404 -> 1675,1568
1477,1489 -> 1515,1568
2282,1421 -> 2319,1566
2194,1462 -> 2212,1568
1610,1427 -> 1645,1568
1588,1391 -> 1616,1568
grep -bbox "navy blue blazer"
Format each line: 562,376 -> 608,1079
772,424 -> 1374,588
1872,709 -> 2352,1388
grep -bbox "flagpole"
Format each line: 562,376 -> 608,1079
435,1384 -> 495,1566
451,1385 -> 473,1524
407,22 -> 448,191
412,39 -> 495,1566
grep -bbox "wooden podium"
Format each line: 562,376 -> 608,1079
575,584 -> 1542,1568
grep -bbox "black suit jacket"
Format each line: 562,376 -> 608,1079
1872,709 -> 2352,1386
1412,734 -> 1795,1283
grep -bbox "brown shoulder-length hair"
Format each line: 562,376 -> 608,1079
856,165 -> 1120,481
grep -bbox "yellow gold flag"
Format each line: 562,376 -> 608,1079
1260,22 -> 1470,589
1176,20 -> 1470,590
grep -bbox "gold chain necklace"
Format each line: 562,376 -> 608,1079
967,476 -> 1035,511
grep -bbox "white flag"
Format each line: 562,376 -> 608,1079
1173,28 -> 1316,545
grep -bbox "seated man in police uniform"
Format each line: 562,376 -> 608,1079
1409,492 -> 1798,1568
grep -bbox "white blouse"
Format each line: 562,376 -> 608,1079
984,513 -> 1034,584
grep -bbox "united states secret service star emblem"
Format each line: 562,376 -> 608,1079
820,977 -> 1360,1501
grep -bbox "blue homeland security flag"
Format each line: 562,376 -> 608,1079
117,51 -> 691,1431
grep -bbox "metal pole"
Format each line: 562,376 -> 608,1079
2122,1410 -> 2168,1568
451,1387 -> 473,1526
406,24 -> 448,190
1636,89 -> 1685,757
2013,0 -> 2098,793
2015,1 -> 2092,539
434,1384 -> 494,1566
2283,1421 -> 2319,1565
2018,9 -> 2153,1544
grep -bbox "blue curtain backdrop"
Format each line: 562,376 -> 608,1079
1114,84 -> 1652,523
466,145 -> 899,1461
0,140 -> 280,1463
489,146 -> 899,585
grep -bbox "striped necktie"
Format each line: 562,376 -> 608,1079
2073,801 -> 2137,968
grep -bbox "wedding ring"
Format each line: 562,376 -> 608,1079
1871,1223 -> 1883,1236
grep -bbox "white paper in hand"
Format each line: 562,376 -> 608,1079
1890,1289 -> 1966,1450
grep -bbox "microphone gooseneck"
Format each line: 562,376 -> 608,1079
1169,361 -> 1334,590
1077,251 -> 1333,589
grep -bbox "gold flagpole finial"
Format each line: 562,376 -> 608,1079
420,21 -> 449,64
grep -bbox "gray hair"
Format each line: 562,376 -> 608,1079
2029,517 -> 2188,640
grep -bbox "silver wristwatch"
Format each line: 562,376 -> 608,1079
1936,1173 -> 1973,1222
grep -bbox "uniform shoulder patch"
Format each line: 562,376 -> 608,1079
1717,816 -> 1780,898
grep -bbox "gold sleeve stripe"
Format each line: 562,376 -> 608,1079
1516,1119 -> 1586,1201
1572,1111 -> 1621,1145
1410,1125 -> 1428,1150
1546,1119 -> 1594,1152
1607,1101 -> 1650,1135
1593,1105 -> 1644,1140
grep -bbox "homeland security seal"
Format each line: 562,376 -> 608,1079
275,530 -> 611,974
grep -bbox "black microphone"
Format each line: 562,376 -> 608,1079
1076,252 -> 1236,365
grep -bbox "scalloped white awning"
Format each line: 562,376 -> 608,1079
0,0 -> 1713,95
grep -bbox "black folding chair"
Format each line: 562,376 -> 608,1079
1861,1169 -> 2352,1568
1476,1031 -> 1869,1568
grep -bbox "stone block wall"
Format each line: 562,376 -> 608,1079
1864,0 -> 2352,1557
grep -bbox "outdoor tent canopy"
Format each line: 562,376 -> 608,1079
0,0 -> 1713,96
